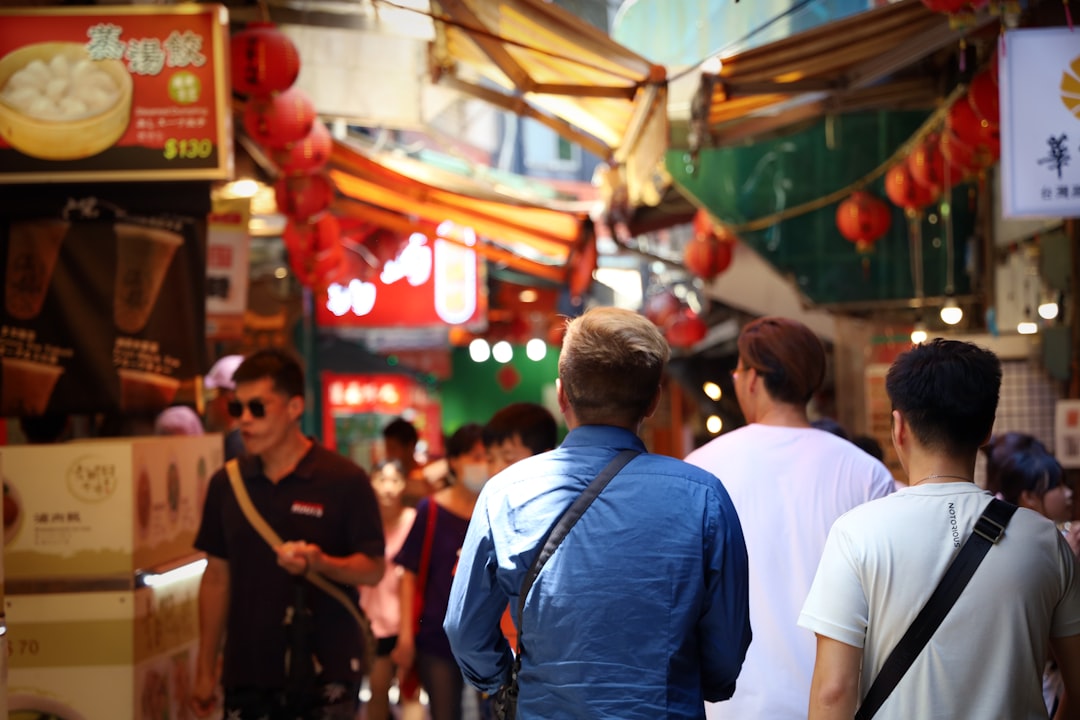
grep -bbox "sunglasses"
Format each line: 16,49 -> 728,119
227,399 -> 266,419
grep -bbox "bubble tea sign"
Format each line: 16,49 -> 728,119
0,4 -> 231,184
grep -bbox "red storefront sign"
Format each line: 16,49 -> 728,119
0,4 -> 231,183
315,232 -> 487,328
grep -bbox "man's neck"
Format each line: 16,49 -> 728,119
260,431 -> 313,483
752,402 -> 811,429
905,454 -> 976,487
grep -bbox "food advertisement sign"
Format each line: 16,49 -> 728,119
1000,27 -> 1080,217
0,4 -> 231,184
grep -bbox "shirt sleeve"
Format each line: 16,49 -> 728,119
1052,531 -> 1080,638
699,485 -> 752,702
394,498 -> 429,574
193,469 -> 229,560
798,520 -> 869,648
443,490 -> 514,694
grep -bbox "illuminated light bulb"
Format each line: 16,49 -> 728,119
1038,302 -> 1059,320
910,323 -> 928,345
492,341 -> 513,363
706,415 -> 723,434
703,381 -> 722,401
1017,321 -> 1038,335
469,338 -> 490,362
940,299 -> 963,326
526,338 -> 547,362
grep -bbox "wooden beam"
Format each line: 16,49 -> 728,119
722,78 -> 840,96
437,0 -> 535,92
531,82 -> 638,100
440,74 -> 613,161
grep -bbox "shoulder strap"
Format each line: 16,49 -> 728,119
412,500 -> 439,631
224,459 -> 375,657
515,449 -> 640,654
855,498 -> 1018,720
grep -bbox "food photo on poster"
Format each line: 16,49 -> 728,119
0,4 -> 230,183
0,182 -> 208,416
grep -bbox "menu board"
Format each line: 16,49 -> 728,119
0,182 -> 208,416
0,4 -> 231,183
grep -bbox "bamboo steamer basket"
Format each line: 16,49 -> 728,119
0,42 -> 133,161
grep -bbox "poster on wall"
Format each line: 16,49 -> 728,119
1057,399 -> 1080,469
0,4 -> 231,184
205,195 -> 250,340
1000,27 -> 1080,217
0,182 -> 208,416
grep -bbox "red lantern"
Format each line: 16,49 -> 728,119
836,191 -> 891,253
684,233 -> 734,280
940,131 -> 980,180
361,226 -> 408,272
567,235 -> 598,301
968,70 -> 999,127
643,289 -> 680,329
283,215 -> 343,287
274,173 -> 334,222
909,137 -> 948,194
666,308 -> 707,349
243,88 -> 316,149
947,98 -> 999,168
230,23 -> 300,97
885,162 -> 937,212
275,121 -> 331,175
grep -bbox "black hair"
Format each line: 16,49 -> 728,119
483,402 -> 557,455
852,434 -> 885,462
885,338 -> 1001,457
983,432 -> 1050,497
232,348 -> 305,398
382,417 -> 419,447
997,441 -> 1066,505
446,423 -> 485,460
811,417 -> 849,441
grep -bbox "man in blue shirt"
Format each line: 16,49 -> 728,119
445,307 -> 751,719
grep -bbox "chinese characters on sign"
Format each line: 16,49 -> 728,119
1001,27 -> 1080,217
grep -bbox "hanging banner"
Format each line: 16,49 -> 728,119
0,183 -> 208,416
206,196 -> 250,340
1000,27 -> 1080,217
0,4 -> 231,184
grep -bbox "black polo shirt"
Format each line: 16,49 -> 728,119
194,442 -> 385,689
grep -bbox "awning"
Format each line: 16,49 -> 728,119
430,0 -> 669,207
681,0 -> 997,149
328,137 -> 591,284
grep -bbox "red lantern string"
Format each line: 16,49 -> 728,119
230,22 -> 300,97
1065,0 -> 1074,31
243,88 -> 317,149
836,191 -> 892,254
274,121 -> 332,175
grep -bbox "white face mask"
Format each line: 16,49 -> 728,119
460,462 -> 489,493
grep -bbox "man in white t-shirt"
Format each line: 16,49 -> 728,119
800,338 -> 1080,719
685,316 -> 894,719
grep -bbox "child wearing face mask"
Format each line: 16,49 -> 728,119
393,423 -> 488,720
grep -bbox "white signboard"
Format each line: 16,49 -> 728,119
1000,28 -> 1080,217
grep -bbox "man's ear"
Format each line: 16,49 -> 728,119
890,409 -> 905,451
288,394 -> 305,423
643,386 -> 662,419
556,378 -> 569,414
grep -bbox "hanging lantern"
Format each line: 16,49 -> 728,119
836,191 -> 891,253
885,163 -> 937,213
283,214 -> 343,287
230,23 -> 300,97
685,210 -> 735,280
275,121 -> 332,175
243,88 -> 316,149
360,226 -> 408,273
968,70 -> 1000,127
947,98 -> 999,168
643,289 -> 680,329
666,308 -> 707,349
909,136 -> 948,194
274,173 -> 334,223
940,131 -> 981,180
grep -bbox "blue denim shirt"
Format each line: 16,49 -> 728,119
445,425 -> 751,720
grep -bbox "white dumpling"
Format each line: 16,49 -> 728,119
44,76 -> 68,101
74,84 -> 108,107
85,69 -> 118,93
58,96 -> 88,117
27,95 -> 58,119
70,59 -> 94,82
48,54 -> 70,78
5,67 -> 44,92
23,59 -> 50,85
2,86 -> 41,112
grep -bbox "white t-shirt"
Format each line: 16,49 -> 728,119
800,482 -> 1080,720
685,424 -> 895,720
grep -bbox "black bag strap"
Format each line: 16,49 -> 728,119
515,449 -> 640,656
855,498 -> 1017,720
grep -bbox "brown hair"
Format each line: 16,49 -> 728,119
737,316 -> 825,405
558,307 -> 670,427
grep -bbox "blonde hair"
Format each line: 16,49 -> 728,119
558,307 -> 670,427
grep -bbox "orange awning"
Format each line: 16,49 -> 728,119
328,138 -> 591,284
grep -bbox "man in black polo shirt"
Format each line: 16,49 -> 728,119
191,349 -> 385,719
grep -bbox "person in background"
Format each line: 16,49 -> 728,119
984,431 -> 1049,497
360,459 -> 418,720
685,316 -> 894,720
800,338 -> 1080,719
204,354 -> 245,460
482,401 -> 558,477
154,405 -> 205,436
393,423 -> 488,720
191,348 -> 385,720
810,416 -> 849,441
852,434 -> 885,462
383,417 -> 439,505
446,307 -> 751,719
